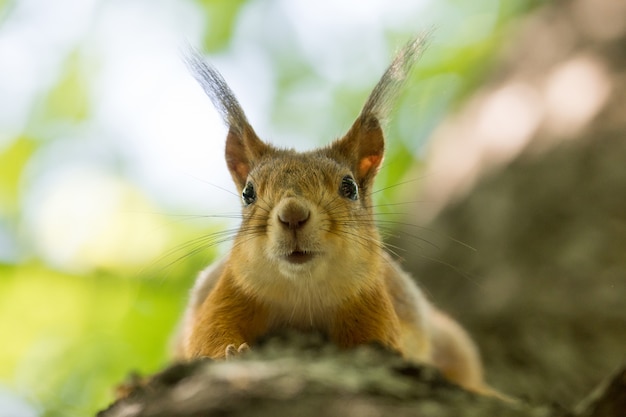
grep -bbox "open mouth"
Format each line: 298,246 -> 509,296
284,250 -> 316,264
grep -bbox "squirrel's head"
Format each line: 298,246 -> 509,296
185,38 -> 426,308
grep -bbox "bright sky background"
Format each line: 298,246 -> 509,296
0,0 -> 425,268
0,0 -> 505,270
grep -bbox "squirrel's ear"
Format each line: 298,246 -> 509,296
330,36 -> 428,185
332,116 -> 385,184
225,125 -> 269,189
183,47 -> 269,190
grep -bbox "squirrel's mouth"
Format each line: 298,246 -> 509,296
284,250 -> 316,264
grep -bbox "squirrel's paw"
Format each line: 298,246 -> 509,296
225,343 -> 250,359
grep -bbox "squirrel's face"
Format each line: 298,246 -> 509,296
234,151 -> 379,282
227,144 -> 385,312
216,104 -> 389,309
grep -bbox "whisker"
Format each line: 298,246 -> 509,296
326,205 -> 476,253
367,177 -> 427,197
144,221 -> 266,275
180,171 -> 241,199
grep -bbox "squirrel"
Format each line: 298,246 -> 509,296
175,37 -> 498,396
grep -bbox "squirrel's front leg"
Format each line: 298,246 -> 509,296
330,284 -> 401,352
184,274 -> 268,359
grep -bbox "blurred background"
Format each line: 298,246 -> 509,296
0,0 -> 539,415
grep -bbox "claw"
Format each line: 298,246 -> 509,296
225,343 -> 250,359
225,344 -> 237,359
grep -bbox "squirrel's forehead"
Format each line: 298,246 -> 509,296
255,155 -> 345,180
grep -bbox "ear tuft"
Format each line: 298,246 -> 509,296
359,35 -> 429,124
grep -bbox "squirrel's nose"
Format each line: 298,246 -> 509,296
277,200 -> 310,230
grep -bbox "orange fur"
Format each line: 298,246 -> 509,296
186,267 -> 269,358
329,281 -> 401,351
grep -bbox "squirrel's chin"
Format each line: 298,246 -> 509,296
275,253 -> 323,278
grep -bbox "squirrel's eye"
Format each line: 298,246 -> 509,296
340,175 -> 359,200
242,182 -> 256,205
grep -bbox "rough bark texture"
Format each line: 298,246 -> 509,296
100,0 -> 626,415
98,334 -> 554,417
99,333 -> 624,417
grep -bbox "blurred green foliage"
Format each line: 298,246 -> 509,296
0,0 -> 539,415
0,136 -> 35,216
41,50 -> 90,123
196,0 -> 248,51
0,263 -> 196,416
